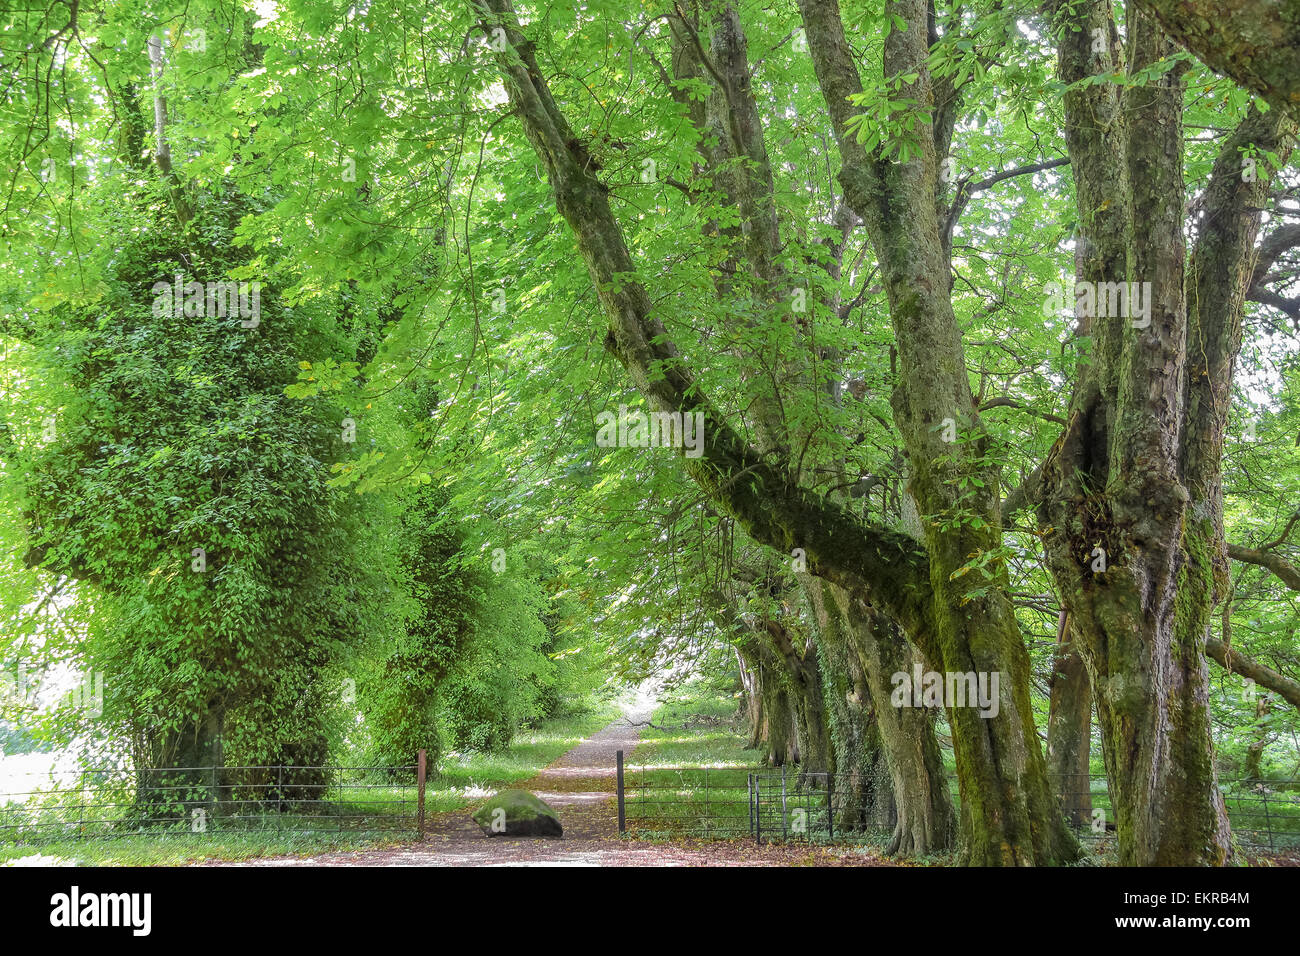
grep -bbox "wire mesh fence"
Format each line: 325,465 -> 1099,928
618,757 -> 895,843
1028,773 -> 1300,851
0,760 -> 425,846
618,754 -> 1300,852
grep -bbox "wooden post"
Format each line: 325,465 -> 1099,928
827,772 -> 834,842
703,766 -> 709,838
616,749 -> 626,833
417,749 -> 427,837
781,765 -> 787,841
1261,787 -> 1273,851
747,773 -> 754,838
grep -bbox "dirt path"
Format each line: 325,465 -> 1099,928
211,705 -> 886,867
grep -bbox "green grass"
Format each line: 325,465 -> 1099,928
624,683 -> 763,841
624,684 -> 894,848
0,700 -> 620,866
624,685 -> 1300,863
422,702 -> 620,813
0,831 -> 413,867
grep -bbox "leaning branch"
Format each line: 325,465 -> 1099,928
1130,0 -> 1300,122
475,0 -> 934,637
1226,542 -> 1300,592
1205,637 -> 1300,711
944,158 -> 1071,246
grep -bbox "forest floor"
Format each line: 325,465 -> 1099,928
210,698 -> 889,867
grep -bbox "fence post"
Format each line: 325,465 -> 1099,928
616,749 -> 626,834
755,776 -> 761,846
416,749 -> 427,837
1260,786 -> 1273,851
827,772 -> 834,842
703,766 -> 709,838
781,765 -> 788,842
748,773 -> 754,838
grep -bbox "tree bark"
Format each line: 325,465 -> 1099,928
1040,0 -> 1295,864
1243,694 -> 1272,779
1130,0 -> 1300,122
813,609 -> 895,833
796,0 -> 1076,865
833,586 -> 956,855
1045,612 -> 1092,826
735,647 -> 765,747
760,673 -> 797,766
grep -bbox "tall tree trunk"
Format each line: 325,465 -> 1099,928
1041,0 -> 1294,863
735,647 -> 765,748
814,612 -> 895,833
836,588 -> 956,855
1243,695 -> 1272,780
796,0 -> 1076,866
759,617 -> 830,773
1046,612 -> 1092,826
761,675 -> 797,766
790,644 -> 831,775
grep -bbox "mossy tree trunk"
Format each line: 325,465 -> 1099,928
796,0 -> 1076,865
760,674 -> 797,766
1040,0 -> 1295,864
484,0 -> 1072,863
734,648 -> 765,749
838,589 -> 955,855
814,610 -> 894,833
1243,695 -> 1272,780
1130,0 -> 1300,122
758,618 -> 830,774
1045,613 -> 1092,827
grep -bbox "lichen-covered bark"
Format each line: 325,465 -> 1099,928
837,588 -> 955,855
759,617 -> 831,773
791,645 -> 832,775
808,578 -> 955,854
1243,694 -> 1272,779
712,586 -> 825,768
1040,0 -> 1296,865
734,647 -> 765,747
761,676 -> 797,766
797,0 -> 1076,865
814,609 -> 894,831
1131,0 -> 1300,122
1045,613 -> 1092,826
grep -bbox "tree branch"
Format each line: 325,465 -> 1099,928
1205,637 -> 1300,711
1226,542 -> 1300,591
475,0 -> 934,637
944,158 -> 1070,247
979,396 -> 1066,426
1130,0 -> 1300,122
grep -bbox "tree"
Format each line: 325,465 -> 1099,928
1131,0 -> 1300,122
3,0 -> 1296,866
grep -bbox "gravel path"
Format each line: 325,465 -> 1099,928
209,703 -> 888,867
